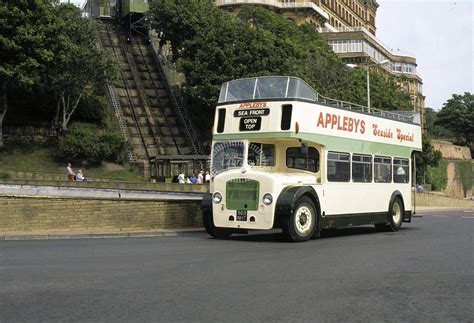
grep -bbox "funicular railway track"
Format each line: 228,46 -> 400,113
129,38 -> 189,155
99,20 -> 201,164
99,22 -> 157,160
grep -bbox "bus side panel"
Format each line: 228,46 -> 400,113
321,182 -> 412,223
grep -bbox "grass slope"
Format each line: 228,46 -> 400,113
0,146 -> 143,181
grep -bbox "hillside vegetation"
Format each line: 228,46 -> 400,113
148,1 -> 412,134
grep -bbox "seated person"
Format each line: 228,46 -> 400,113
76,170 -> 86,182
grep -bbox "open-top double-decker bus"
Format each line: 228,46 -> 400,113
202,76 -> 422,242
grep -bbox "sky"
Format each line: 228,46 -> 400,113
376,0 -> 474,110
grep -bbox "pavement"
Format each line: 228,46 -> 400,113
1,206 -> 470,241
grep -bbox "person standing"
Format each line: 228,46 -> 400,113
177,171 -> 185,184
205,171 -> 211,183
197,171 -> 204,184
66,163 -> 75,181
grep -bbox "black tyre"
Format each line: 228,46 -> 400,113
203,210 -> 233,239
387,197 -> 404,232
375,196 -> 404,232
282,196 -> 317,242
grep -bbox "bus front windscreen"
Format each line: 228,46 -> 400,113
211,141 -> 245,175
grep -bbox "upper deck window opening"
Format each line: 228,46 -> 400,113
281,104 -> 292,130
374,156 -> 392,183
217,108 -> 226,133
327,152 -> 350,182
286,147 -> 320,173
352,154 -> 372,183
248,143 -> 275,167
393,158 -> 409,183
218,76 -> 317,103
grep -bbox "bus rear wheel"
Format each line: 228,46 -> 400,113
282,196 -> 317,242
203,210 -> 233,239
376,197 -> 403,232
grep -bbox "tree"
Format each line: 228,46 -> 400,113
424,107 -> 453,139
436,92 -> 474,147
148,1 -> 412,136
43,3 -> 113,133
0,0 -> 55,147
415,137 -> 442,184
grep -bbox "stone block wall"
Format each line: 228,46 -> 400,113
416,192 -> 473,208
432,140 -> 471,160
0,196 -> 202,233
3,126 -> 57,144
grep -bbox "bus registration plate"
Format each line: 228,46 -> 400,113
236,210 -> 247,221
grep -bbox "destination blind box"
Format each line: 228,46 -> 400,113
239,117 -> 261,131
233,108 -> 270,117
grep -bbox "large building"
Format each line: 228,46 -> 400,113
214,0 -> 425,123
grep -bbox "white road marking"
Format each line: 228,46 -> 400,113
461,216 -> 474,219
463,210 -> 473,213
431,214 -> 448,217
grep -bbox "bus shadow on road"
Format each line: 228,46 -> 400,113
223,226 -> 418,243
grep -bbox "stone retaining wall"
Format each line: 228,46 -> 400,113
0,196 -> 202,233
415,192 -> 473,208
3,126 -> 56,144
0,177 -> 208,193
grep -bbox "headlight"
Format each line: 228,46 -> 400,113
262,193 -> 273,205
212,192 -> 222,204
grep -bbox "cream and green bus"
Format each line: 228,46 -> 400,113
202,76 -> 422,242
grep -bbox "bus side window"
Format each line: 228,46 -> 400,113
286,147 -> 319,172
327,152 -> 350,182
352,154 -> 372,182
393,158 -> 409,183
374,156 -> 392,183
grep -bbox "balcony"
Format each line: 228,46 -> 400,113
214,0 -> 329,20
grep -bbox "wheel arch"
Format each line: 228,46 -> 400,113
274,186 -> 321,229
390,190 -> 412,223
390,190 -> 404,206
202,192 -> 212,212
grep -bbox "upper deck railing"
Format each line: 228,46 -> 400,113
214,0 -> 329,20
218,76 -> 420,124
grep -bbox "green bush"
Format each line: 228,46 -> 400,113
59,123 -> 128,164
73,95 -> 107,126
427,159 -> 448,191
456,160 -> 472,197
0,172 -> 10,179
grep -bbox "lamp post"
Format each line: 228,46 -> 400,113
347,59 -> 389,113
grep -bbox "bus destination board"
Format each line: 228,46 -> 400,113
239,117 -> 261,131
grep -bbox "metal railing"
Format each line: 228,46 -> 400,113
318,26 -> 416,59
150,38 -> 206,155
315,92 -> 417,123
215,0 -> 329,19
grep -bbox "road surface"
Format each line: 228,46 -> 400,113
1,208 -> 472,322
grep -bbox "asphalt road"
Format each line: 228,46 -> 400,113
1,208 -> 473,322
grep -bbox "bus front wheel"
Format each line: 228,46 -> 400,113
376,196 -> 403,232
203,210 -> 233,239
282,196 -> 317,242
